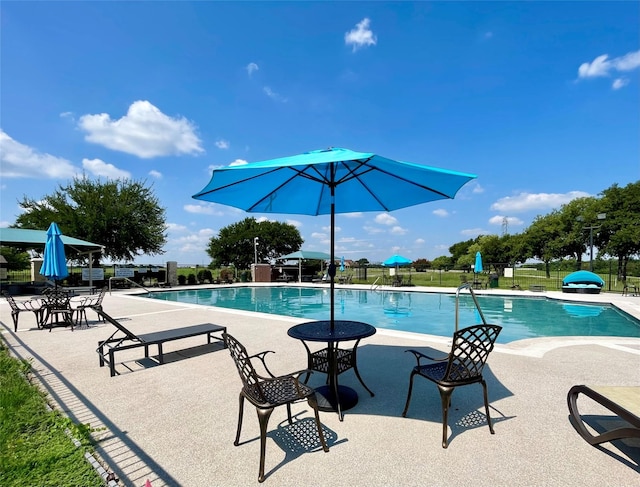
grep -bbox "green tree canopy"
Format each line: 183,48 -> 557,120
13,176 -> 167,262
207,217 -> 303,269
0,246 -> 31,271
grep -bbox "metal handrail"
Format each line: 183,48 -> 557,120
455,283 -> 487,332
371,276 -> 381,291
108,276 -> 151,294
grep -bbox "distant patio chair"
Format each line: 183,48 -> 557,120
223,333 -> 329,482
71,286 -> 107,327
2,291 -> 46,332
402,324 -> 502,448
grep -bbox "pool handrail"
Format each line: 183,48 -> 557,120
455,283 -> 487,332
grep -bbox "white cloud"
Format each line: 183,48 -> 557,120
342,212 -> 363,218
246,62 -> 259,76
0,130 -> 78,179
390,226 -> 408,235
286,219 -> 302,228
490,191 -> 590,213
229,159 -> 248,166
311,231 -> 327,240
78,100 -> 204,158
612,78 -> 629,90
149,170 -> 162,178
184,203 -> 226,215
415,238 -> 425,245
461,227 -> 491,237
172,228 -> 216,253
263,86 -> 287,102
375,213 -> 398,225
577,50 -> 640,83
432,209 -> 449,217
166,222 -> 188,232
345,18 -> 377,52
363,225 -> 385,234
472,182 -> 485,193
82,158 -> 131,179
215,139 -> 230,149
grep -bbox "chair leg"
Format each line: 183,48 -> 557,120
307,393 -> 330,453
234,394 -> 245,446
481,379 -> 495,434
401,371 -> 417,417
12,311 -> 19,332
256,406 -> 274,483
438,385 -> 454,448
286,403 -> 293,424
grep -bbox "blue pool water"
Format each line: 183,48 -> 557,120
145,286 -> 640,343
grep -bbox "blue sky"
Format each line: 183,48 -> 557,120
1,2 -> 638,266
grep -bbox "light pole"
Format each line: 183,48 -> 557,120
254,237 -> 259,266
577,213 -> 606,272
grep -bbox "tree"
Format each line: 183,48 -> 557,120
207,217 -> 303,269
412,258 -> 431,272
432,255 -> 453,270
524,211 -> 565,277
13,176 -> 167,262
0,246 -> 31,270
598,181 -> 640,280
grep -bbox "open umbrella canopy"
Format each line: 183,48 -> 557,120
475,251 -> 483,273
193,147 -> 476,328
382,254 -> 412,267
278,250 -> 331,261
40,222 -> 69,282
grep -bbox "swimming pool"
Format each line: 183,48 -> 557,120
145,286 -> 640,343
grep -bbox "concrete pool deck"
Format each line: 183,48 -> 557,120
1,285 -> 639,486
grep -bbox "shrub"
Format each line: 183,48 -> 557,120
177,275 -> 186,285
187,274 -> 197,285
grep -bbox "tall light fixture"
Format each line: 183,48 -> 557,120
254,237 -> 259,266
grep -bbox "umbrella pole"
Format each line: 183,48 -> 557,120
329,177 -> 336,330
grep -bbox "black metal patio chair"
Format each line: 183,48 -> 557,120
402,324 -> 502,448
223,333 -> 329,482
2,291 -> 47,331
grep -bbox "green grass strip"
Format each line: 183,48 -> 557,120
0,339 -> 105,486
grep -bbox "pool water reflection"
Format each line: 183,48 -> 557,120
145,286 -> 640,344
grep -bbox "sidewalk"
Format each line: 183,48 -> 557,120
1,288 -> 639,486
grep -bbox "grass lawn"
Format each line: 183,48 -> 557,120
0,339 -> 105,487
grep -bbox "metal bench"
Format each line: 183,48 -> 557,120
96,310 -> 226,376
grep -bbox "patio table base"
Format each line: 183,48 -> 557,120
315,385 -> 358,413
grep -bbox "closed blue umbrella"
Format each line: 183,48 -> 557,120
340,256 -> 345,273
475,251 -> 483,273
193,147 -> 476,329
40,222 -> 69,286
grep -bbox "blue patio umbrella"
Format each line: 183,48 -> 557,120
474,251 -> 483,274
193,147 -> 476,330
40,222 -> 69,286
382,254 -> 412,267
340,256 -> 345,273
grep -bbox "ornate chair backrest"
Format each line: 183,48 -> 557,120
2,291 -> 20,312
224,333 -> 266,403
90,287 -> 107,306
45,290 -> 71,309
444,324 -> 502,383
